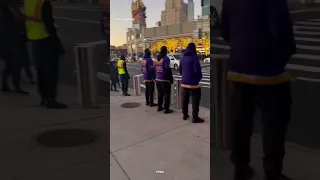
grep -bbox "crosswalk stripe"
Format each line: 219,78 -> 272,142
295,21 -> 320,26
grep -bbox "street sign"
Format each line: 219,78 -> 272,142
198,28 -> 202,39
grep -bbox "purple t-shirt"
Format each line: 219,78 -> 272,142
155,56 -> 170,81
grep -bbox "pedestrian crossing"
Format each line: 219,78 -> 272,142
211,18 -> 320,82
173,65 -> 211,88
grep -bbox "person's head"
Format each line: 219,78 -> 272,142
157,46 -> 168,60
144,48 -> 151,58
160,46 -> 168,55
120,55 -> 126,60
186,43 -> 196,53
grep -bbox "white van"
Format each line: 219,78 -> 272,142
167,53 -> 183,70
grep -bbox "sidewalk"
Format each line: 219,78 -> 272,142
0,83 -> 110,180
110,89 -> 210,180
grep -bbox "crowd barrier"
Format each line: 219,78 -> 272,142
132,75 -> 183,109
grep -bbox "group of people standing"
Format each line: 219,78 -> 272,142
141,43 -> 204,123
0,0 -> 66,109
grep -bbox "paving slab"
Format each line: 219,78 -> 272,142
212,136 -> 320,180
113,128 -> 210,180
0,115 -> 108,179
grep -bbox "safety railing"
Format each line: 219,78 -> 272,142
211,54 -> 232,151
132,75 -> 182,109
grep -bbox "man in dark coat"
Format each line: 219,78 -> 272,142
179,43 -> 204,123
220,0 -> 296,179
0,1 -> 28,94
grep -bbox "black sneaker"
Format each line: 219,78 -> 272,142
264,174 -> 291,180
164,109 -> 174,114
146,102 -> 150,106
183,114 -> 190,120
149,103 -> 157,107
1,87 -> 12,93
13,89 -> 29,95
234,166 -> 254,180
111,89 -> 114,91
114,89 -> 119,92
46,101 -> 67,109
40,99 -> 46,106
124,93 -> 131,96
192,116 -> 205,123
157,107 -> 164,111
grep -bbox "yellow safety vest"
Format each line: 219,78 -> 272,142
25,0 -> 49,40
117,60 -> 125,75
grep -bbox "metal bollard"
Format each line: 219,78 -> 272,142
133,74 -> 142,96
74,45 -> 98,108
153,80 -> 158,100
171,79 -> 176,105
174,79 -> 183,109
211,54 -> 232,151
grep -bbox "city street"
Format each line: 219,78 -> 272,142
52,2 -> 103,86
211,11 -> 320,150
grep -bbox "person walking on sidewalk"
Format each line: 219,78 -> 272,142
117,55 -> 130,96
155,46 -> 174,114
179,43 -> 204,123
141,48 -> 157,107
221,0 -> 296,179
25,0 -> 66,108
0,1 -> 29,95
110,61 -> 118,91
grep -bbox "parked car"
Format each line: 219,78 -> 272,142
167,53 -> 183,70
111,58 -> 120,62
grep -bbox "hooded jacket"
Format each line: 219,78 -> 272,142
141,53 -> 154,82
220,0 -> 296,85
179,45 -> 202,88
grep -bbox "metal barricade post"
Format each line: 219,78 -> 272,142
153,80 -> 158,100
74,45 -> 98,108
174,79 -> 183,109
211,54 -> 232,151
133,74 -> 142,96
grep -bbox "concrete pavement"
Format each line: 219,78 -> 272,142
110,89 -> 210,180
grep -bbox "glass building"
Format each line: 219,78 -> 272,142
201,0 -> 210,16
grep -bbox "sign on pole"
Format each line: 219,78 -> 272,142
198,28 -> 203,39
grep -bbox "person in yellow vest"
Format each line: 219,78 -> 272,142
25,0 -> 66,108
117,55 -> 130,96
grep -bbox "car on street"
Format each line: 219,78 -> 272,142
203,57 -> 210,63
167,53 -> 183,70
111,58 -> 120,62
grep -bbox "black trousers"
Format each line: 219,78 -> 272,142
120,74 -> 128,93
31,38 -> 59,101
21,44 -> 33,80
145,81 -> 154,104
156,81 -> 171,109
229,81 -> 292,175
111,76 -> 117,90
182,87 -> 201,117
1,55 -> 22,89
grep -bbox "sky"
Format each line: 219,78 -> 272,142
110,0 -> 202,46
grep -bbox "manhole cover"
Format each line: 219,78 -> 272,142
36,129 -> 100,147
121,102 -> 141,108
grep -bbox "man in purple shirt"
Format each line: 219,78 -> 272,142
141,48 -> 156,107
155,46 -> 173,114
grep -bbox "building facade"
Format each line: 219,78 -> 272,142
161,0 -> 188,26
201,0 -> 210,16
187,0 -> 194,21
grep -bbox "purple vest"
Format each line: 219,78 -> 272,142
155,56 -> 170,81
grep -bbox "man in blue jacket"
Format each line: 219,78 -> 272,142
221,0 -> 296,179
155,46 -> 174,114
179,43 -> 204,123
141,48 -> 157,107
